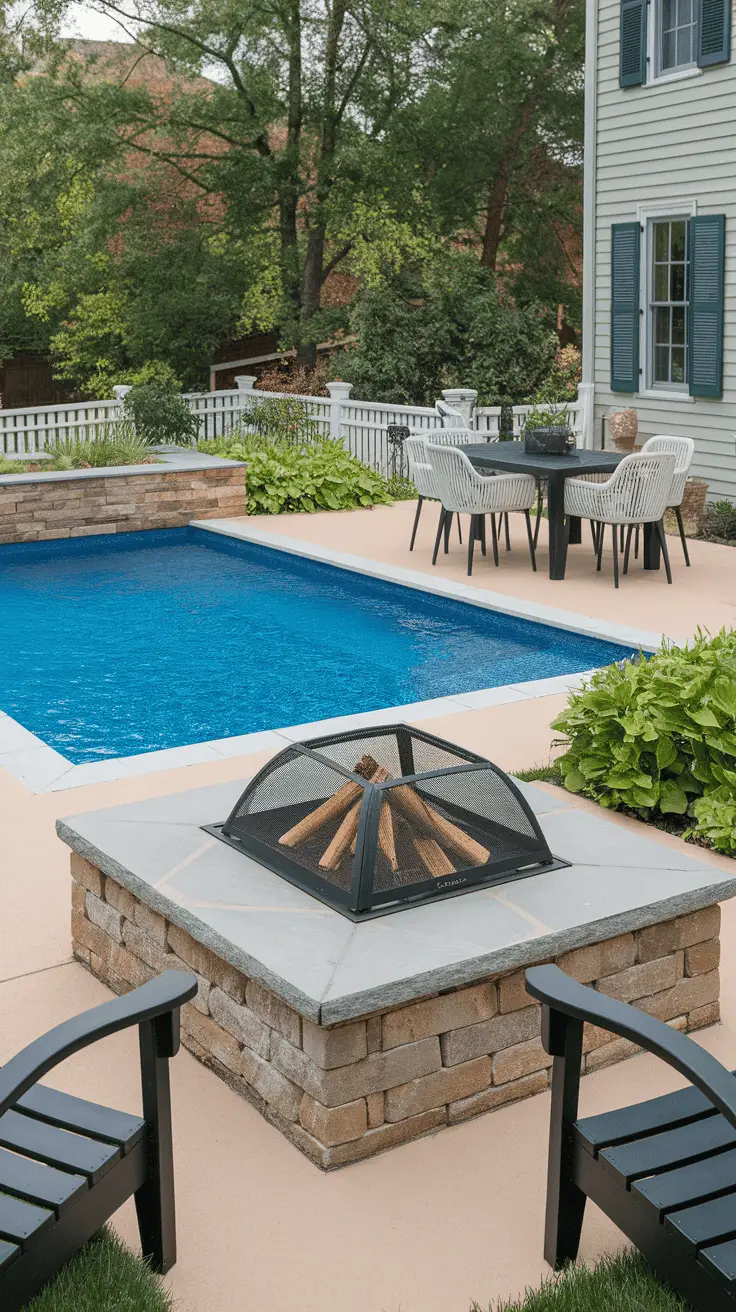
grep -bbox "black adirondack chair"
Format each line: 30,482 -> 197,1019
0,970 -> 197,1311
526,963 -> 736,1312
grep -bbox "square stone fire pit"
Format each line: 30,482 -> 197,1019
59,777 -> 736,1168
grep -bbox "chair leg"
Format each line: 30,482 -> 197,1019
590,520 -> 599,553
533,488 -> 544,548
457,513 -> 463,545
443,510 -> 452,554
619,524 -> 624,551
524,509 -> 537,572
543,1010 -> 586,1269
612,523 -> 619,589
657,519 -> 673,584
596,522 -> 605,572
674,505 -> 690,566
432,507 -> 446,565
136,1018 -> 177,1273
634,524 -> 640,559
490,511 -> 499,566
409,496 -> 423,551
467,515 -> 476,576
504,511 -> 511,551
623,525 -> 633,576
479,514 -> 487,556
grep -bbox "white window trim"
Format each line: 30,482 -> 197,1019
646,0 -> 702,83
635,199 -> 697,400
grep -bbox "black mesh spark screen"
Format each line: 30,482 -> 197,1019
206,725 -> 566,920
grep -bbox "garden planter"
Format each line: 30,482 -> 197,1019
0,449 -> 245,544
680,476 -> 708,533
607,408 -> 638,452
523,426 -> 573,455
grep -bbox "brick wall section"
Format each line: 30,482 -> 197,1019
0,466 -> 245,544
70,853 -> 721,1169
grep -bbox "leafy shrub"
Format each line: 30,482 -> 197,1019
698,499 -> 736,544
333,249 -> 558,407
123,372 -> 199,447
237,396 -> 323,447
552,630 -> 736,855
384,473 -> 418,500
255,361 -> 330,397
199,433 -> 392,514
48,423 -> 153,469
0,457 -> 27,474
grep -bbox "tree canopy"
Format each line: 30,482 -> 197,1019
0,0 -> 584,399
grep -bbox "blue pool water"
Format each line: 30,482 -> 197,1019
0,527 -> 632,764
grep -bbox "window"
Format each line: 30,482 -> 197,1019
649,218 -> 689,388
657,0 -> 697,74
610,211 -> 725,399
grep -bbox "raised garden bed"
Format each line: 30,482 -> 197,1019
0,448 -> 245,544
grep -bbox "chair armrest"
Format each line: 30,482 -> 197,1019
526,964 -> 736,1131
0,970 -> 197,1118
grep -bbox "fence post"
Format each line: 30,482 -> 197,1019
326,380 -> 353,439
441,388 -> 478,427
234,375 -> 258,393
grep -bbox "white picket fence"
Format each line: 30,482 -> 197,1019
0,380 -> 585,475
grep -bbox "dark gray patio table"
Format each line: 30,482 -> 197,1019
460,442 -> 661,581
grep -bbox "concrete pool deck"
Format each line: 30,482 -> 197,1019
1,503 -> 736,1310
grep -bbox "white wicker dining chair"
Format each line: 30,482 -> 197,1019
426,443 -> 537,576
565,451 -> 677,588
404,430 -> 500,552
640,435 -> 695,565
405,435 -> 468,553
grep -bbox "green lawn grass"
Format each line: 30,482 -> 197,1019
23,1230 -> 173,1312
487,1251 -> 689,1311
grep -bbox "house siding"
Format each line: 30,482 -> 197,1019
593,0 -> 736,499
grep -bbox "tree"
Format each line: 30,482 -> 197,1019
0,51 -> 251,392
27,0 -> 441,364
397,0 -> 584,323
334,248 -> 559,405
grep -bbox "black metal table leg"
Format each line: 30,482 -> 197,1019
567,516 -> 582,545
643,521 -> 661,570
547,472 -> 569,580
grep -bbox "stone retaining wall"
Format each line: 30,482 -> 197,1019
0,464 -> 245,544
70,853 -> 721,1169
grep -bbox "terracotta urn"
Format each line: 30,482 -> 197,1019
608,408 -> 638,452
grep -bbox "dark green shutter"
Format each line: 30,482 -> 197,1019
611,222 -> 641,392
688,214 -> 725,399
620,0 -> 647,87
698,0 -> 731,67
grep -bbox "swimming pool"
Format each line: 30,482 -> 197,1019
0,527 -> 633,764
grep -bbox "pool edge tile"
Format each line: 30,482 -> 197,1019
191,519 -> 681,652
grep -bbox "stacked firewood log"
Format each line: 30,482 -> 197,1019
279,754 -> 489,878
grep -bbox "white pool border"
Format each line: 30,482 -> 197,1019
0,519 -> 679,794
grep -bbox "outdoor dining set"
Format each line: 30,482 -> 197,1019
404,420 -> 695,587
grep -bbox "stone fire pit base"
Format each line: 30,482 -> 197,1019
60,778 -> 733,1168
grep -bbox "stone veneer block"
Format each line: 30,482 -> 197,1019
0,451 -> 245,544
68,860 -> 727,1169
60,778 -> 736,1168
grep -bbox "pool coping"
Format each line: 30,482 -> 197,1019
0,520 -> 679,795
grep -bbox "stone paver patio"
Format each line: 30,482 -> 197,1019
2,502 -> 735,1311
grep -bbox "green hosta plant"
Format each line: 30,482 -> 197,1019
218,438 -> 392,514
552,629 -> 736,854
